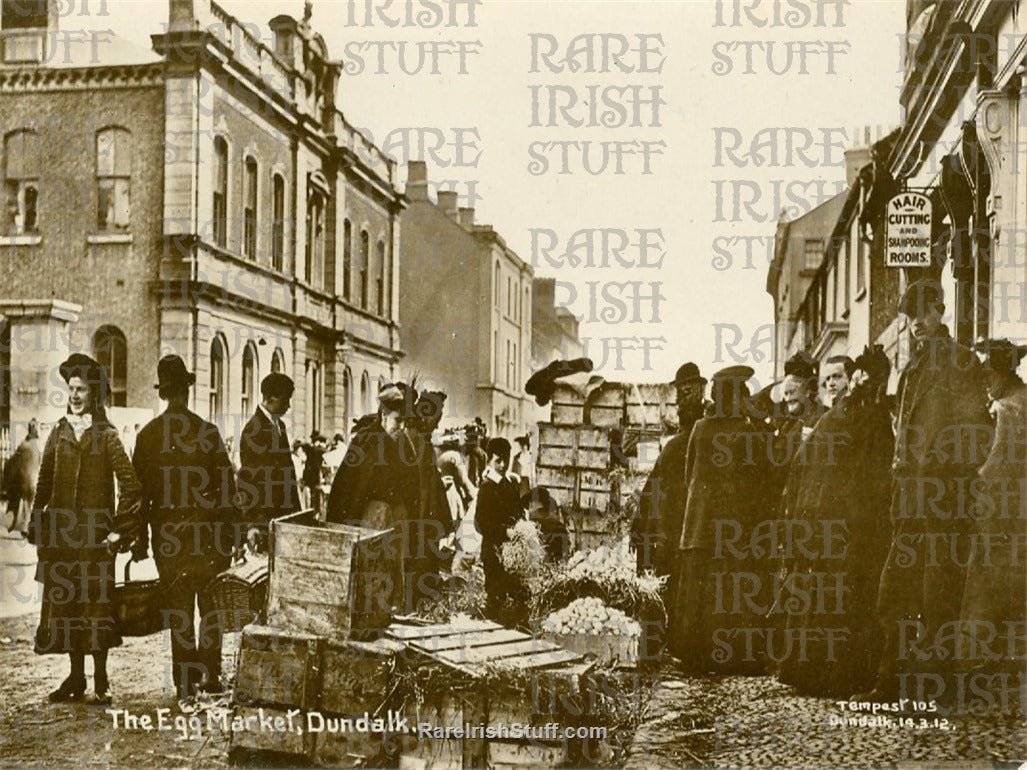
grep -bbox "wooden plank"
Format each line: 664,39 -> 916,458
409,628 -> 527,653
386,619 -> 500,641
434,638 -> 559,666
491,648 -> 583,670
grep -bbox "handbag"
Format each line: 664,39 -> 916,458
113,557 -> 164,637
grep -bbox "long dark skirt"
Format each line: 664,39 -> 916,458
34,549 -> 121,655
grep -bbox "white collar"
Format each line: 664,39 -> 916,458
258,404 -> 278,424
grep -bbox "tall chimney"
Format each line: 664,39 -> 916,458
437,190 -> 458,220
845,125 -> 872,187
406,161 -> 429,201
458,207 -> 474,228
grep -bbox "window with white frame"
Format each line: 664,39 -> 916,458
96,127 -> 131,232
271,173 -> 285,271
213,137 -> 228,249
4,129 -> 39,235
93,325 -> 127,407
244,157 -> 258,259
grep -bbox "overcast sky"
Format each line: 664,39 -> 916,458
69,0 -> 907,386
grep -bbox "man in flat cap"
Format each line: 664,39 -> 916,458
956,338 -> 1027,687
671,365 -> 769,674
856,280 -> 991,706
238,372 -> 301,550
132,355 -> 239,705
633,363 -> 708,629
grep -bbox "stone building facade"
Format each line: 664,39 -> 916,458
0,0 -> 405,450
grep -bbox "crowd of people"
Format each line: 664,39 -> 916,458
633,280 -> 1026,711
19,278 -> 1024,715
22,348 -> 540,710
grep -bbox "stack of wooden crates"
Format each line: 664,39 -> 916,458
230,510 -> 406,766
538,379 -> 676,552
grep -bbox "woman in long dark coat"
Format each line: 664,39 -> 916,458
776,352 -> 893,696
672,366 -> 768,675
28,354 -> 142,703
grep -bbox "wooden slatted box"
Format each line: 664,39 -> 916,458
233,624 -> 323,709
267,510 -> 402,639
625,382 -> 676,427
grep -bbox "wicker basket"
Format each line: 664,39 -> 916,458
209,552 -> 268,633
113,558 -> 164,637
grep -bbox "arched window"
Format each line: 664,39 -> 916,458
375,239 -> 386,316
93,325 -> 127,407
494,262 -> 501,307
213,137 -> 228,248
271,347 -> 285,375
4,129 -> 40,235
309,359 -> 324,435
341,367 -> 352,439
271,174 -> 285,271
360,371 -> 370,416
209,334 -> 227,422
342,219 -> 352,301
241,341 -> 258,416
243,156 -> 258,259
96,127 -> 131,231
359,230 -> 370,309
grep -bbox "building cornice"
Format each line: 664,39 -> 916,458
0,62 -> 163,92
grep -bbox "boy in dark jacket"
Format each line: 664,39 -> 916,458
474,438 -> 525,620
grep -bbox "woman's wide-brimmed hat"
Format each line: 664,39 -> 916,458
58,353 -> 110,403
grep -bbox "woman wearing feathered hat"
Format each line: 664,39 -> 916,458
28,353 -> 143,704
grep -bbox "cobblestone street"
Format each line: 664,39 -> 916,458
3,601 -> 1025,768
626,667 -> 1027,769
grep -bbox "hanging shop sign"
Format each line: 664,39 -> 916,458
885,191 -> 932,267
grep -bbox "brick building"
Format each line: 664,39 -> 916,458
0,0 -> 405,449
399,161 -> 532,437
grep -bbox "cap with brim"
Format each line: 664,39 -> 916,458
899,279 -> 945,317
261,372 -> 294,399
711,365 -> 755,382
783,351 -> 818,381
59,353 -> 110,402
378,383 -> 405,409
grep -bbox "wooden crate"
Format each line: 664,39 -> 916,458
320,636 -> 405,715
535,466 -> 576,508
233,624 -> 323,709
550,383 -> 585,425
625,383 -> 675,427
229,705 -> 316,757
538,424 -> 611,472
313,730 -> 385,768
584,382 -> 625,428
268,510 -> 401,639
387,618 -> 592,770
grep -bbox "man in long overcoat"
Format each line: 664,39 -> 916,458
672,365 -> 768,675
633,363 -> 708,609
326,383 -> 421,613
958,339 -> 1027,690
857,281 -> 992,704
238,373 -> 301,548
132,355 -> 240,703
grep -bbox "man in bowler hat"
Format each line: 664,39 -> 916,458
238,373 -> 301,549
132,355 -> 239,705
